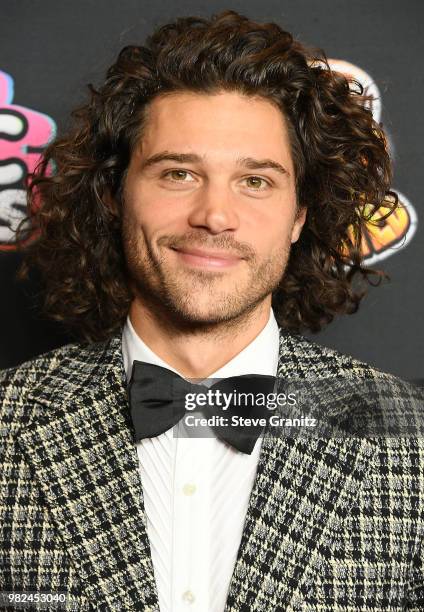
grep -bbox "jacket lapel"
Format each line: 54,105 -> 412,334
223,330 -> 376,611
18,334 -> 160,611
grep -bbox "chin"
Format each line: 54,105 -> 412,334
173,307 -> 228,324
169,298 -> 251,326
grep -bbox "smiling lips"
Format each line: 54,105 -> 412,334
170,246 -> 243,268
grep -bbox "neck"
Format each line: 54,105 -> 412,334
128,298 -> 272,378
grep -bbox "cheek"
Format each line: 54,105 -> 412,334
132,182 -> 185,220
251,230 -> 285,259
249,191 -> 297,232
126,199 -> 188,245
259,216 -> 295,248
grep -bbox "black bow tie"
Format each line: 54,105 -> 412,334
128,360 -> 277,454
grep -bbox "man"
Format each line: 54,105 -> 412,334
1,9 -> 423,612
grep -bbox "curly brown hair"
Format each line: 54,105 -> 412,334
16,9 -> 398,342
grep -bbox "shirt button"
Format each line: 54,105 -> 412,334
182,483 -> 197,496
182,590 -> 195,604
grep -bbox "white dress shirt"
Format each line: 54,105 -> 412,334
122,309 -> 280,612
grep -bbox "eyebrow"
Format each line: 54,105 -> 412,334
139,151 -> 290,177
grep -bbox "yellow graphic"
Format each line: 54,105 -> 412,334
345,192 -> 417,264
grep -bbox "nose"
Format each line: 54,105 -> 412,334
186,182 -> 240,234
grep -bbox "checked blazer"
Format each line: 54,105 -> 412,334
1,325 -> 424,611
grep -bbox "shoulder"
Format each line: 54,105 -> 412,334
0,338 -> 111,425
279,329 -> 422,403
282,331 -> 424,439
0,340 -> 88,389
281,332 -> 424,477
280,328 -> 392,378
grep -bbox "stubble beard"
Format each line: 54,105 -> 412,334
122,221 -> 291,330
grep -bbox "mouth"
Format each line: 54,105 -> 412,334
169,246 -> 244,269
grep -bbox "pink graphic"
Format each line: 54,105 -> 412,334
0,69 -> 56,250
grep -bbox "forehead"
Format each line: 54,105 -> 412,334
136,90 -> 293,169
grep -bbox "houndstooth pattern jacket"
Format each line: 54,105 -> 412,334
1,325 -> 424,611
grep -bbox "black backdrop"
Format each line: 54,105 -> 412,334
1,0 -> 423,380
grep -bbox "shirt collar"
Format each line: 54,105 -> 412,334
122,308 -> 280,382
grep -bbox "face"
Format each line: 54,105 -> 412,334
120,90 -> 306,327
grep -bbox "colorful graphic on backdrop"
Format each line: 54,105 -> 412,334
328,59 -> 417,264
344,190 -> 417,265
0,70 -> 56,251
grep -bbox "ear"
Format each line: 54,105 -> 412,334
291,206 -> 307,244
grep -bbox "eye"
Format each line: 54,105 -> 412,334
243,176 -> 271,190
161,170 -> 272,190
162,169 -> 195,182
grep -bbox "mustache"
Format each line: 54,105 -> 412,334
160,232 -> 255,260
